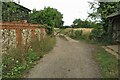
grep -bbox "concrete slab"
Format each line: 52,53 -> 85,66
107,45 -> 118,53
102,45 -> 119,59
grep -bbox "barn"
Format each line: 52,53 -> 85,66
108,12 -> 120,44
2,2 -> 31,21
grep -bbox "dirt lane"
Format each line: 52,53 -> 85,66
27,37 -> 101,78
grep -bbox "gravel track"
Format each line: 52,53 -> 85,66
27,37 -> 101,78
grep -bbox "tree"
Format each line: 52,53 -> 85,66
29,7 -> 64,35
88,1 -> 118,31
72,19 -> 82,28
88,1 -> 119,43
29,7 -> 64,28
72,18 -> 96,28
88,1 -> 101,22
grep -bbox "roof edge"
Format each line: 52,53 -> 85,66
107,11 -> 120,18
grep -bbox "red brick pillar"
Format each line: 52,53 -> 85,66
40,28 -> 44,40
31,28 -> 35,38
16,29 -> 22,47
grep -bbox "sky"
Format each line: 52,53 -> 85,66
17,0 -> 94,26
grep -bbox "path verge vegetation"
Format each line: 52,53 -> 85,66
2,36 -> 56,78
94,48 -> 118,78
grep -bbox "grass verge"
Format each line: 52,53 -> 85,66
94,48 -> 118,78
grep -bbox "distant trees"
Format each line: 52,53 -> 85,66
29,7 -> 64,28
72,18 -> 98,28
60,25 -> 72,29
29,7 -> 64,35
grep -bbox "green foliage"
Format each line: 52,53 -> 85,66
28,50 -> 37,63
72,18 -> 98,28
89,26 -> 113,44
88,1 -> 119,43
89,27 -> 104,41
69,30 -> 86,40
38,25 -> 53,35
2,2 -> 30,21
2,48 -> 28,78
60,26 -> 72,29
29,7 -> 64,35
88,1 -> 119,44
95,48 -> 118,78
88,1 -> 118,21
2,36 -> 56,78
29,7 -> 64,28
98,2 -> 118,32
73,30 -> 83,38
45,26 -> 54,35
39,36 -> 56,53
30,37 -> 41,55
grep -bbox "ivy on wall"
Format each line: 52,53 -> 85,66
2,2 -> 30,21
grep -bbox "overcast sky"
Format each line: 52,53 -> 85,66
18,0 -> 94,26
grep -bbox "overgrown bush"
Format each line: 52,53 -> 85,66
39,36 -> 56,53
2,47 -> 28,78
2,36 -> 56,78
45,26 -> 53,35
89,27 -> 113,44
30,36 -> 56,57
38,25 -> 54,35
89,27 -> 104,41
69,30 -> 87,40
74,30 -> 83,37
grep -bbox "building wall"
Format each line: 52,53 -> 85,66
113,16 -> 120,42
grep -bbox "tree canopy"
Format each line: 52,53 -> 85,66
29,7 -> 64,28
88,1 -> 118,31
88,1 -> 119,43
72,18 -> 98,28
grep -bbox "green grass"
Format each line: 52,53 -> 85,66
95,48 -> 118,78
